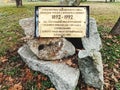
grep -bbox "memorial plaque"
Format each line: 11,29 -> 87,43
35,6 -> 89,37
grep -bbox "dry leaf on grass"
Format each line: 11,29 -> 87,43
106,42 -> 111,46
20,36 -> 30,41
8,76 -> 14,83
25,68 -> 33,80
0,73 -> 3,83
41,76 -> 47,81
113,68 -> 119,74
116,73 -> 120,79
0,56 -> 8,63
111,74 -> 118,82
0,73 -> 3,77
8,37 -> 12,41
114,64 -> 119,68
9,83 -> 23,90
106,35 -> 113,39
104,83 -> 110,89
37,75 -> 41,81
37,82 -> 42,89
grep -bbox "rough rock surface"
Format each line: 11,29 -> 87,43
78,18 -> 104,89
19,17 -> 104,90
81,18 -> 102,51
18,45 -> 79,90
19,17 -> 34,38
78,51 -> 103,89
19,18 -> 75,60
27,38 -> 75,60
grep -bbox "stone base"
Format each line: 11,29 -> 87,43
78,18 -> 104,90
18,45 -> 79,90
19,17 -> 104,90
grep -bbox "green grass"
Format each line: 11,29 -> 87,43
81,2 -> 120,28
115,82 -> 120,90
100,29 -> 120,67
0,2 -> 59,56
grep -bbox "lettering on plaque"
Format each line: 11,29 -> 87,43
35,6 -> 89,37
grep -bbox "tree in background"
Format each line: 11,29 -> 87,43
73,0 -> 81,6
110,17 -> 120,35
15,0 -> 22,7
110,0 -> 115,2
60,0 -> 81,6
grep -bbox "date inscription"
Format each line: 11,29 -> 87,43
38,7 -> 88,37
52,15 -> 73,19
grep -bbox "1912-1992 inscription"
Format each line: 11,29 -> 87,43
35,6 -> 89,37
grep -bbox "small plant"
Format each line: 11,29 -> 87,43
41,80 -> 54,89
4,67 -> 21,77
9,55 -> 21,62
25,81 -> 38,90
115,82 -> 120,90
1,85 -> 9,90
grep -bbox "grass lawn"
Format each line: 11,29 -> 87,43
0,1 -> 120,90
0,1 -> 59,55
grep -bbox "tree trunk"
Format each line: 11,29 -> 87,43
113,0 -> 115,2
110,0 -> 113,2
19,0 -> 22,6
110,17 -> 120,35
16,0 -> 22,7
73,0 -> 81,6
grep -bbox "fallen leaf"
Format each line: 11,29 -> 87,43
103,64 -> 108,67
107,35 -> 113,39
9,83 -> 22,90
37,75 -> 41,81
0,72 -> 3,77
8,76 -> 14,82
114,64 -> 119,68
0,73 -> 3,83
111,74 -> 118,82
116,73 -> 120,79
104,83 -> 110,89
8,37 -> 12,41
106,42 -> 111,46
0,56 -> 8,63
20,36 -> 30,42
66,59 -> 73,66
25,68 -> 33,80
113,68 -> 119,74
37,82 -> 42,89
41,76 -> 47,81
118,60 -> 120,64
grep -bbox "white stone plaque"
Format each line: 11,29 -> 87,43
35,6 -> 89,37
